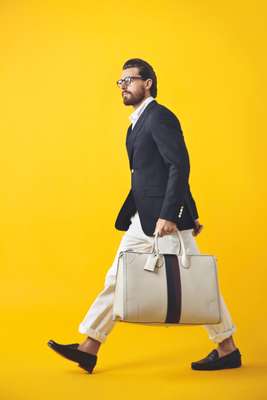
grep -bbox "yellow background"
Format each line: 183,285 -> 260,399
1,1 -> 266,399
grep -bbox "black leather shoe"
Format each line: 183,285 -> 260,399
47,340 -> 97,373
191,348 -> 242,370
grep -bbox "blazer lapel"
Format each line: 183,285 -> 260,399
126,100 -> 157,167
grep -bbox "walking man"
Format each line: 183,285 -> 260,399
48,58 -> 242,373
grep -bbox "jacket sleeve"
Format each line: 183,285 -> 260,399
186,187 -> 199,220
149,109 -> 190,223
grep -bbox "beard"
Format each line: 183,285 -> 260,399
122,90 -> 145,106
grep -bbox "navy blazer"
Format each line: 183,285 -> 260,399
115,99 -> 199,236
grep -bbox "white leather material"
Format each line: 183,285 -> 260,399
178,254 -> 221,324
113,251 -> 168,322
112,253 -> 125,320
112,231 -> 222,325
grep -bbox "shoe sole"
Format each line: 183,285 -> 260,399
191,360 -> 242,370
78,362 -> 95,374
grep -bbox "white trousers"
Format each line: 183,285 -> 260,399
78,211 -> 237,344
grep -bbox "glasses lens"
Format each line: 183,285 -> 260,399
117,76 -> 142,87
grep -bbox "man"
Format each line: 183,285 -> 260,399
47,58 -> 242,373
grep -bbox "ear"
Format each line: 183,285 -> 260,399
145,78 -> 153,91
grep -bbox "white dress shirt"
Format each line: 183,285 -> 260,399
129,96 -> 155,130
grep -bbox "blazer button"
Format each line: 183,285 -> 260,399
131,169 -> 134,173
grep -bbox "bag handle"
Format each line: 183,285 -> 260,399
152,230 -> 191,269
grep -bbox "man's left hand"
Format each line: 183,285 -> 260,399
153,218 -> 204,237
153,218 -> 177,237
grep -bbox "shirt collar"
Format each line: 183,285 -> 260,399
129,96 -> 155,125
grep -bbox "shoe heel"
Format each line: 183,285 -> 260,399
78,362 -> 96,374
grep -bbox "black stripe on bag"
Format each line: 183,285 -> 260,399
164,254 -> 182,323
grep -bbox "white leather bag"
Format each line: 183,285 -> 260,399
112,230 -> 222,325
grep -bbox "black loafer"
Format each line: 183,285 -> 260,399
47,339 -> 97,374
191,348 -> 242,370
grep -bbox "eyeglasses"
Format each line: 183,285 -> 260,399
116,75 -> 146,88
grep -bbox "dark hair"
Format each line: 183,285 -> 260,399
122,58 -> 157,98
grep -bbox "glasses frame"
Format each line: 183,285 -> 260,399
116,75 -> 146,88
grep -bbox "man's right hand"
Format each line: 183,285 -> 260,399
192,219 -> 204,236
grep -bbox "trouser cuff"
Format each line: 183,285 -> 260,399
78,324 -> 108,343
208,325 -> 237,344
